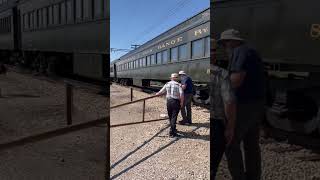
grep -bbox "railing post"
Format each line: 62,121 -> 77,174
130,88 -> 133,101
66,83 -> 73,125
142,100 -> 145,122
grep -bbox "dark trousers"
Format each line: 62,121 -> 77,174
167,98 -> 180,133
225,101 -> 264,180
181,93 -> 193,123
210,118 -> 226,180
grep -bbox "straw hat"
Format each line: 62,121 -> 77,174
178,71 -> 186,75
217,29 -> 245,44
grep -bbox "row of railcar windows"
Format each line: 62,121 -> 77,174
0,0 -> 8,5
0,16 -> 11,34
22,0 -> 105,31
117,36 -> 210,72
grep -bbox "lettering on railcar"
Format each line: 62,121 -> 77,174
194,27 -> 209,36
310,24 -> 320,38
157,36 -> 183,50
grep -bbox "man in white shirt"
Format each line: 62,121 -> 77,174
156,73 -> 184,137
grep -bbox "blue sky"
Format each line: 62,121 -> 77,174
110,0 -> 209,61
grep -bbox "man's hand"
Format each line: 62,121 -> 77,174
180,102 -> 184,108
225,125 -> 234,146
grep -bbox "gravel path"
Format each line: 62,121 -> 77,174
0,71 -> 107,179
110,84 -> 320,180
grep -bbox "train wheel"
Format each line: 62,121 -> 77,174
265,91 -> 320,135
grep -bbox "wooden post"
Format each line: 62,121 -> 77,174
142,100 -> 145,122
130,88 -> 133,101
66,83 -> 73,125
0,88 -> 2,98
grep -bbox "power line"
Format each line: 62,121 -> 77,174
110,48 -> 131,53
128,0 -> 192,46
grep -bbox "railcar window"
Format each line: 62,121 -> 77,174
7,17 -> 10,32
66,0 -> 73,23
142,58 -> 145,67
162,50 -> 168,64
3,18 -> 6,32
60,2 -> 66,24
48,6 -> 53,25
146,56 -> 150,66
83,0 -> 91,20
43,8 -> 48,27
76,0 -> 83,21
0,19 -> 3,33
151,54 -> 155,65
205,36 -> 210,57
1,18 -> 3,33
30,12 -> 34,30
156,52 -> 162,64
170,47 -> 178,62
36,10 -> 40,28
178,44 -> 188,61
132,61 -> 134,69
38,9 -> 43,28
93,0 -> 103,18
53,4 -> 60,25
23,14 -> 28,30
192,38 -> 204,59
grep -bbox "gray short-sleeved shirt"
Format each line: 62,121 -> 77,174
210,65 -> 235,120
228,44 -> 265,103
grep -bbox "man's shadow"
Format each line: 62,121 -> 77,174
177,122 -> 210,141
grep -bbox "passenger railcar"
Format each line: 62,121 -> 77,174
111,8 -> 210,104
0,0 -> 109,81
212,0 -> 320,135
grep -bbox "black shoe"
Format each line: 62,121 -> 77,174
178,120 -> 188,125
169,130 -> 178,137
179,121 -> 191,125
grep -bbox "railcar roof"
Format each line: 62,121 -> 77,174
117,8 -> 210,61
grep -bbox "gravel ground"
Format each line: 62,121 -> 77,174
0,71 -> 107,179
110,84 -> 210,180
110,84 -> 320,180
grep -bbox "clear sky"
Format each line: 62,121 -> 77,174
110,0 -> 209,61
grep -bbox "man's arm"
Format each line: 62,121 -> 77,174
221,76 -> 237,146
229,47 -> 248,88
156,84 -> 167,96
179,86 -> 184,108
230,72 -> 246,88
180,77 -> 187,90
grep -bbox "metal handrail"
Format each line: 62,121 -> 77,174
110,94 -> 162,109
110,93 -> 168,127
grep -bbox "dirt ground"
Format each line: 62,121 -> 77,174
0,71 -> 107,180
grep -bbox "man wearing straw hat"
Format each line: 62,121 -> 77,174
156,73 -> 184,137
178,70 -> 194,125
217,29 -> 265,180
